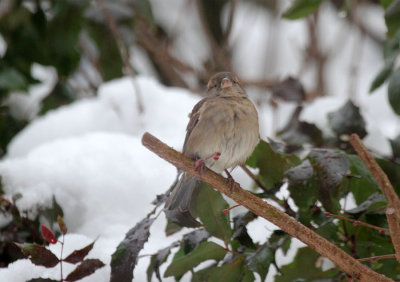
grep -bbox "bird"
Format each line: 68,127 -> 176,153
164,72 -> 260,227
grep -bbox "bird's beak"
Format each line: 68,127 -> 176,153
221,78 -> 233,89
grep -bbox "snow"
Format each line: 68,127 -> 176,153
1,1 -> 400,281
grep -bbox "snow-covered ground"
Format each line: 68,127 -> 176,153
1,1 -> 399,281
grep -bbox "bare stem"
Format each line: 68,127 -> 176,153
141,132 -> 392,282
386,208 -> 400,262
358,254 -> 396,262
325,212 -> 389,233
349,134 -> 400,219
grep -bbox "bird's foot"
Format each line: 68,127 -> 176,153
194,152 -> 221,177
225,169 -> 240,195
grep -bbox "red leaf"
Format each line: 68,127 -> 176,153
16,243 -> 59,268
57,215 -> 68,234
64,241 -> 95,264
41,225 -> 57,244
65,259 -> 105,281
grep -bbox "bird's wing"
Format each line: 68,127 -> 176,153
182,97 -> 208,154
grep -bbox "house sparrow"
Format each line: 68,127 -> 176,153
164,72 -> 259,227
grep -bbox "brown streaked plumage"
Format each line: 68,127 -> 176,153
165,72 -> 259,227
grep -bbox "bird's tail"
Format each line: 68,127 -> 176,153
164,173 -> 201,227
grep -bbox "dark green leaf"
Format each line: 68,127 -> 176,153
246,243 -> 274,281
195,183 -> 232,241
348,154 -> 379,204
246,140 -> 299,190
232,212 -> 257,248
286,160 -> 317,210
165,219 -> 182,236
308,149 -> 349,212
327,100 -> 367,138
278,107 -> 323,148
346,193 -> 386,215
283,0 -> 324,20
272,77 -> 305,102
0,68 -> 28,91
147,241 -> 179,282
64,241 -> 95,264
369,61 -> 394,92
388,68 -> 400,115
390,134 -> 400,160
65,259 -> 105,281
110,217 -> 155,282
208,256 -> 249,282
164,241 -> 226,277
385,0 -> 400,38
16,243 -> 59,268
275,247 -> 335,281
182,228 -> 210,253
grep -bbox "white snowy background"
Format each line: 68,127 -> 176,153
1,0 -> 399,281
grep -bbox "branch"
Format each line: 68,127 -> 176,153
386,208 -> 400,262
141,132 -> 392,282
349,134 -> 400,219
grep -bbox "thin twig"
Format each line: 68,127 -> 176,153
141,132 -> 392,282
358,254 -> 396,262
349,134 -> 400,219
96,0 -> 144,113
386,208 -> 400,262
325,212 -> 389,233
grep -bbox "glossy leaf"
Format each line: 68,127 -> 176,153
65,259 -> 105,281
388,68 -> 400,115
64,241 -> 95,264
247,140 -> 299,190
286,159 -> 317,210
308,149 -> 349,212
195,183 -> 232,241
16,243 -> 59,268
41,225 -> 57,244
164,241 -> 226,277
110,217 -> 155,282
246,243 -> 274,281
327,100 -> 367,138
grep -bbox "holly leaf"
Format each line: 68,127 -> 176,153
110,217 -> 155,282
65,259 -> 105,281
16,243 -> 59,268
164,241 -> 226,277
64,241 -> 95,264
